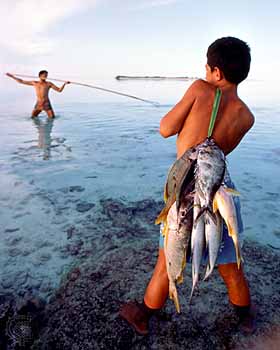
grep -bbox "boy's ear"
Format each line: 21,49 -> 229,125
213,67 -> 223,81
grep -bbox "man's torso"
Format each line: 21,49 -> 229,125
34,81 -> 51,103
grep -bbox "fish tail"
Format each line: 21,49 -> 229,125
194,206 -> 217,225
169,285 -> 181,313
154,208 -> 168,225
190,266 -> 199,303
224,187 -> 241,196
231,235 -> 243,269
203,264 -> 214,281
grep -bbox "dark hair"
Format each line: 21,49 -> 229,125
38,70 -> 48,77
207,37 -> 251,84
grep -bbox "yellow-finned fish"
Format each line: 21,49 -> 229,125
213,186 -> 242,268
190,193 -> 205,301
164,191 -> 193,313
204,212 -> 223,280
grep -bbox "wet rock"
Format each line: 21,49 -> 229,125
69,186 -> 85,193
59,186 -> 85,194
76,202 -> 95,213
7,247 -> 21,257
4,236 -> 23,246
4,228 -> 20,233
66,225 -> 77,239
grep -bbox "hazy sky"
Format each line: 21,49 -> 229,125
1,0 -> 279,82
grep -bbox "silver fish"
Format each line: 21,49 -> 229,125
204,212 -> 223,280
164,193 -> 192,313
195,138 -> 225,225
213,185 -> 242,268
190,193 -> 205,301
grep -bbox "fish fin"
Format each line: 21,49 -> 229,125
227,222 -> 236,237
163,182 -> 168,203
224,187 -> 241,196
155,192 -> 176,224
213,197 -> 218,213
154,209 -> 168,225
177,274 -> 184,284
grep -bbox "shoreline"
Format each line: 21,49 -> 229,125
115,75 -> 199,81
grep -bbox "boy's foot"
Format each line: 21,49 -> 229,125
119,301 -> 150,335
235,304 -> 256,334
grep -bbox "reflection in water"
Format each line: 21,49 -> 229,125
33,118 -> 54,160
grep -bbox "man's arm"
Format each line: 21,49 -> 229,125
6,73 -> 34,86
50,81 -> 70,93
159,79 -> 204,138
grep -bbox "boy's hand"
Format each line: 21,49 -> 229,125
65,81 -> 71,84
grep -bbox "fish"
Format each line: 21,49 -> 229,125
213,185 -> 242,268
204,212 -> 223,280
155,146 -> 198,225
195,138 -> 225,225
190,192 -> 205,301
164,192 -> 193,313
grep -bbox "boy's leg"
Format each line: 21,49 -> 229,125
46,109 -> 55,118
119,248 -> 169,335
144,248 -> 169,309
218,263 -> 256,333
31,109 -> 41,118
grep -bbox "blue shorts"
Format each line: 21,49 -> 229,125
158,172 -> 244,265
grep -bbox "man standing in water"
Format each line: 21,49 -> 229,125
6,71 -> 70,118
120,37 -> 256,335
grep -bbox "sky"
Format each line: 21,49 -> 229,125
0,0 -> 279,85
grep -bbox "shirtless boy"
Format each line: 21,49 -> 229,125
6,70 -> 70,118
120,37 -> 255,335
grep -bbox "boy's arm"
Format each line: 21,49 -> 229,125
50,81 -> 70,93
6,73 -> 34,86
159,79 -> 203,138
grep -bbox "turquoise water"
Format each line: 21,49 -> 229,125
0,79 -> 279,297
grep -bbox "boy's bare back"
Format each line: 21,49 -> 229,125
160,79 -> 254,158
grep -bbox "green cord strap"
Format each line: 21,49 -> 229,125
208,88 -> 222,138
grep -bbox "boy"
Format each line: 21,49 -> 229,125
120,37 -> 255,335
6,70 -> 70,118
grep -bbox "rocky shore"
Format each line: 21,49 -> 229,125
1,197 -> 279,349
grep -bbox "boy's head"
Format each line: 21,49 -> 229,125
206,37 -> 251,85
39,70 -> 48,81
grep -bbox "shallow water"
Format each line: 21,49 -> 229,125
0,79 -> 279,298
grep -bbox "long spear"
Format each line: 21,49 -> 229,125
11,73 -> 160,106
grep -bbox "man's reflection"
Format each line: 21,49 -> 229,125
33,117 -> 54,160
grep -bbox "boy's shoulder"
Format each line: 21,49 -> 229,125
236,99 -> 255,132
188,79 -> 215,95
